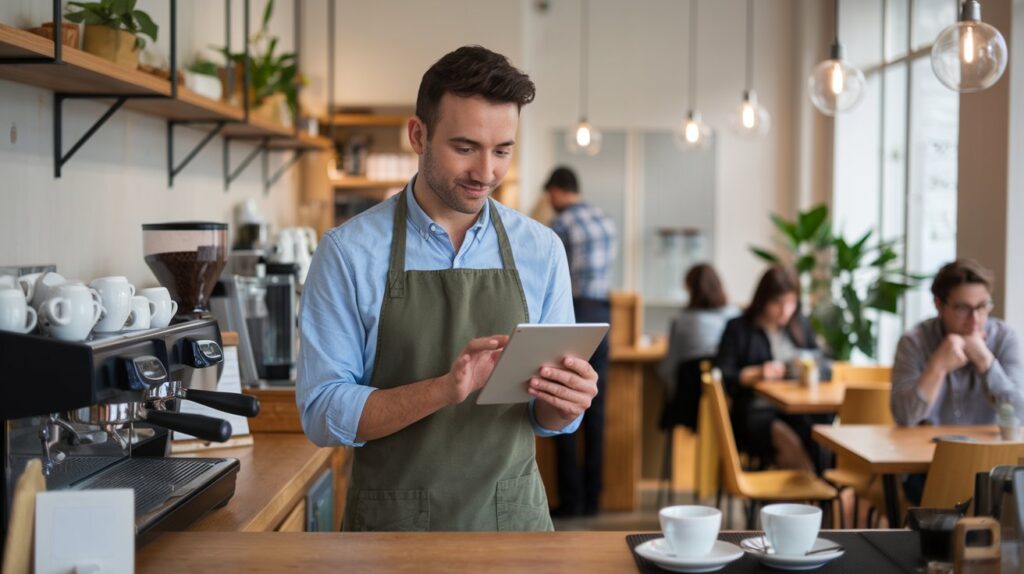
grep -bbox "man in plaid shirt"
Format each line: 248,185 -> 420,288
545,166 -> 618,516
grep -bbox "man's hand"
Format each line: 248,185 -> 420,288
762,360 -> 785,380
529,355 -> 599,430
963,331 -> 995,373
438,335 -> 509,404
932,334 -> 969,373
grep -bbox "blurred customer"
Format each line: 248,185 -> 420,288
659,264 -> 740,430
892,259 -> 1023,426
716,265 -> 830,472
545,166 -> 618,516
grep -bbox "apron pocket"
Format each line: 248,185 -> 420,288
351,489 -> 430,531
495,471 -> 553,531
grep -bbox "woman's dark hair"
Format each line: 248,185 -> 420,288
743,265 -> 805,345
930,259 -> 994,302
416,45 -> 536,138
685,263 -> 728,310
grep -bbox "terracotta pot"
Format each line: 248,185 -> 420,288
217,65 -> 247,106
26,22 -> 80,49
253,93 -> 293,128
81,25 -> 138,69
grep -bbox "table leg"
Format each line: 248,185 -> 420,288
882,474 -> 901,528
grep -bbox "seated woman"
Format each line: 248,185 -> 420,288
658,264 -> 740,430
715,265 -> 830,473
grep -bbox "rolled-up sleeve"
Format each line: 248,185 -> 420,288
983,327 -> 1024,419
890,333 -> 932,426
296,232 -> 373,447
531,230 -> 582,437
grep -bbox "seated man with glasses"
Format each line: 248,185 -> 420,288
892,259 -> 1024,427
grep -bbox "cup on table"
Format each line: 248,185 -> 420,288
761,503 -> 821,556
139,287 -> 177,328
0,287 -> 38,334
90,276 -> 135,332
23,271 -> 66,309
40,283 -> 104,341
123,295 -> 157,331
659,505 -> 721,557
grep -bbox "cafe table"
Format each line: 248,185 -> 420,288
138,529 -> 923,573
753,380 -> 847,415
812,424 -> 1000,525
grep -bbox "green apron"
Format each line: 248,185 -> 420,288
343,190 -> 554,532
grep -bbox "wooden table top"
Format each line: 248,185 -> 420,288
812,424 -> 1001,474
754,380 -> 846,414
610,339 -> 667,362
175,433 -> 333,532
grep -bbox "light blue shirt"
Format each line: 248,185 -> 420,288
297,181 -> 582,447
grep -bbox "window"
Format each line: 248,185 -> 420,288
833,0 -> 958,363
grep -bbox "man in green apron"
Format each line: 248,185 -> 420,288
296,46 -> 599,531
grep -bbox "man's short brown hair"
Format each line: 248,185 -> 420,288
415,46 -> 536,138
931,259 -> 994,302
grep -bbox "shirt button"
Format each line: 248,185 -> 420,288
429,224 -> 437,232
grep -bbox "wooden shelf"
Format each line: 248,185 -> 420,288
330,177 -> 407,189
323,113 -> 408,127
0,23 -> 169,96
222,114 -> 294,138
127,86 -> 245,122
266,133 -> 332,151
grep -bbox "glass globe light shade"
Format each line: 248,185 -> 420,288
931,18 -> 1007,93
807,47 -> 866,116
566,119 -> 603,155
731,90 -> 770,137
673,111 -> 713,151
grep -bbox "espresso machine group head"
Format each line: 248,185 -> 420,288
1,318 -> 260,544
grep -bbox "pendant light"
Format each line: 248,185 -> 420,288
931,0 -> 1007,93
807,0 -> 866,116
732,0 -> 770,137
567,0 -> 602,155
674,0 -> 712,151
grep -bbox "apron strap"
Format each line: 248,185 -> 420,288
488,199 -> 517,271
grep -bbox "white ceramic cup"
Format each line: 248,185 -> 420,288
123,295 -> 157,331
0,275 -> 34,303
24,271 -> 66,309
90,276 -> 135,333
658,505 -> 721,558
41,283 -> 104,341
761,504 -> 822,556
0,287 -> 37,334
139,287 -> 178,328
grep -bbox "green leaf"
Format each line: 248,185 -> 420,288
770,213 -> 801,248
110,0 -> 132,17
796,254 -> 816,273
132,10 -> 157,41
262,0 -> 275,29
750,246 -> 780,263
797,205 -> 828,242
869,246 -> 899,268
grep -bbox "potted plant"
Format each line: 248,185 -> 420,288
64,0 -> 158,69
216,0 -> 303,127
183,57 -> 223,101
751,205 -> 925,361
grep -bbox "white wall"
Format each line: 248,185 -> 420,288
0,0 -> 301,287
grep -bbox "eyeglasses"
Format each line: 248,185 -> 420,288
944,300 -> 994,318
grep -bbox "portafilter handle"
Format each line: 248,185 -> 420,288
143,409 -> 232,443
182,389 -> 261,418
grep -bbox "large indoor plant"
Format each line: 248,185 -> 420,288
751,205 -> 923,361
64,0 -> 158,69
217,0 -> 302,126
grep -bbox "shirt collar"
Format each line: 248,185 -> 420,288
404,175 -> 491,237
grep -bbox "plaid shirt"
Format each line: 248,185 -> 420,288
550,202 -> 618,300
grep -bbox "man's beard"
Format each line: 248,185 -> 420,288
421,144 -> 497,215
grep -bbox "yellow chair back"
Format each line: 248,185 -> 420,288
921,440 -> 1024,509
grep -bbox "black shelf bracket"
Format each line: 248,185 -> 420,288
263,148 -> 307,195
223,137 -> 269,192
167,120 -> 227,188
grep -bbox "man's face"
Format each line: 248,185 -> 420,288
412,93 -> 518,215
936,283 -> 993,335
546,186 -> 571,213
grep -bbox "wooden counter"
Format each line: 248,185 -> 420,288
175,433 -> 343,532
139,532 -> 639,573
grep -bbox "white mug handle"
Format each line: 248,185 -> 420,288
90,301 -> 104,327
23,305 -> 37,333
124,308 -> 138,329
128,283 -> 136,297
17,277 -> 34,303
168,300 -> 178,317
44,298 -> 72,327
148,300 -> 158,316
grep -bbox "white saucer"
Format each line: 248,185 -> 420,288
739,536 -> 845,571
634,538 -> 744,573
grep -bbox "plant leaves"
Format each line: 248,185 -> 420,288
797,205 -> 829,242
797,254 -> 816,273
110,0 -> 132,17
750,247 -> 779,263
770,213 -> 801,248
262,0 -> 275,29
132,10 -> 158,41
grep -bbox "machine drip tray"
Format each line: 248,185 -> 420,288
72,456 -> 239,543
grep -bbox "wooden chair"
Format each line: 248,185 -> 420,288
823,385 -> 895,526
830,363 -> 892,387
694,361 -> 720,503
921,440 -> 1024,509
703,373 -> 838,529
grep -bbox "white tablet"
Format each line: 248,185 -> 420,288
475,323 -> 610,405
